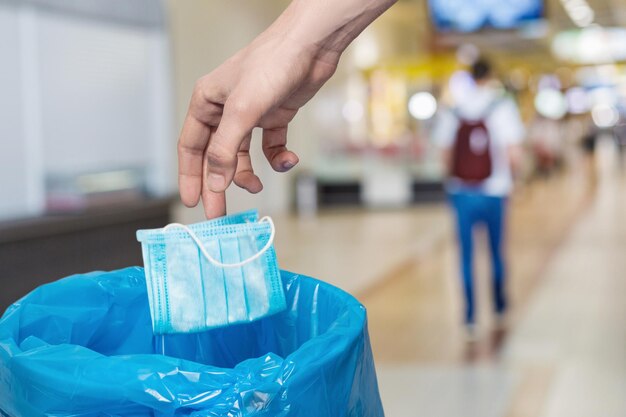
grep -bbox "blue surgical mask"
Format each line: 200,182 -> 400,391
136,210 -> 286,334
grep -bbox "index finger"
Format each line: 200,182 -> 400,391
178,114 -> 212,208
201,131 -> 227,219
201,187 -> 227,219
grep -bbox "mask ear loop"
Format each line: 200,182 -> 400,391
163,216 -> 276,268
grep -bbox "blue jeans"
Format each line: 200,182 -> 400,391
449,191 -> 507,324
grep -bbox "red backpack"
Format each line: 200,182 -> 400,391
451,101 -> 500,182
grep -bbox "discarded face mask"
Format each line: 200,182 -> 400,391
136,210 -> 286,334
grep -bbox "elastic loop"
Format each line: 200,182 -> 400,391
163,216 -> 275,268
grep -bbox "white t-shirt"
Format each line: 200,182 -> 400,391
432,86 -> 525,197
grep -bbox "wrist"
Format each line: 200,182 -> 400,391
269,0 -> 397,54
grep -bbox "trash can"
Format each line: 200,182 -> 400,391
0,267 -> 384,416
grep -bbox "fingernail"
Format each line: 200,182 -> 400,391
208,173 -> 226,190
282,161 -> 295,171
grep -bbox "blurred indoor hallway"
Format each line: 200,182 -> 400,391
272,141 -> 626,417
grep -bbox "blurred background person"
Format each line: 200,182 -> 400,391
433,58 -> 525,337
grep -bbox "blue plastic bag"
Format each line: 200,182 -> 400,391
0,267 -> 384,416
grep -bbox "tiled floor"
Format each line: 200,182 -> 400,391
273,205 -> 450,294
500,174 -> 626,417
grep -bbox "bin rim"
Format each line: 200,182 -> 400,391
0,267 -> 367,368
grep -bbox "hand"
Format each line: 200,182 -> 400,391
177,0 -> 397,218
178,32 -> 339,218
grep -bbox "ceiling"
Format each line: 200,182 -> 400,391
398,0 -> 626,29
391,0 -> 626,58
549,0 -> 626,28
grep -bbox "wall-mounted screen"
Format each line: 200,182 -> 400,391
428,0 -> 544,33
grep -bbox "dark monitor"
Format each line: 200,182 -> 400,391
428,0 -> 544,33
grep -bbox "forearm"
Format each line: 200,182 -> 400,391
268,0 -> 397,54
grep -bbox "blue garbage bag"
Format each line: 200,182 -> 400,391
0,267 -> 384,417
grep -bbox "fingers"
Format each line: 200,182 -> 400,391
178,115 -> 212,207
201,136 -> 227,219
201,190 -> 227,219
178,76 -> 227,208
262,127 -> 299,172
233,135 -> 263,193
205,93 -> 266,192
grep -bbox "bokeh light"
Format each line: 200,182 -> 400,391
534,88 -> 568,119
408,92 -> 437,120
566,87 -> 590,114
591,103 -> 619,128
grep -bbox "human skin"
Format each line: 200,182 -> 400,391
177,0 -> 397,218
